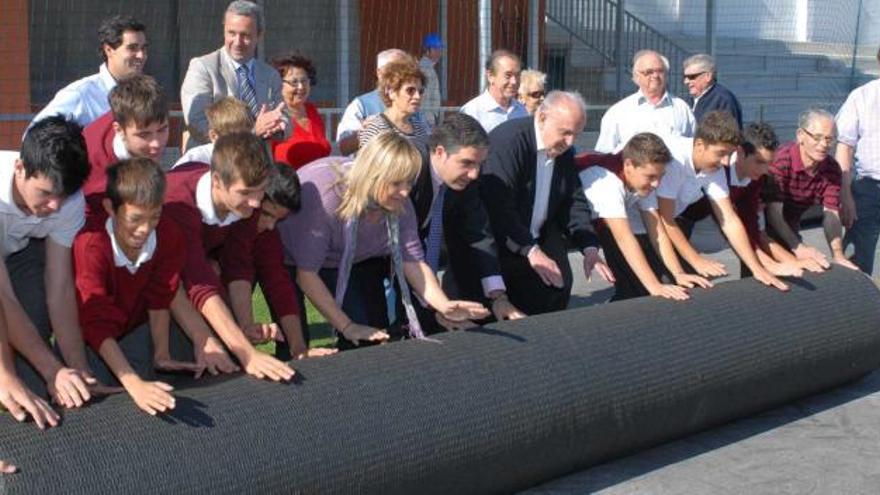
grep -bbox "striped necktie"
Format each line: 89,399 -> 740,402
425,185 -> 446,272
235,65 -> 259,117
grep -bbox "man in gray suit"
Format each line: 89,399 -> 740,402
181,0 -> 287,150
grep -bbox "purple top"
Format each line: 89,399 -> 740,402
278,156 -> 425,271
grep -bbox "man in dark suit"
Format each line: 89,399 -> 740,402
479,91 -> 613,316
683,54 -> 743,129
180,0 -> 288,150
409,113 -> 526,332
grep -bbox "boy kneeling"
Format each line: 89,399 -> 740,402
74,158 -> 190,415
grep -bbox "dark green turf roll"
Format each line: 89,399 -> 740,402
1,268 -> 878,494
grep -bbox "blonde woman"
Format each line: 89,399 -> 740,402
518,69 -> 547,115
277,133 -> 488,350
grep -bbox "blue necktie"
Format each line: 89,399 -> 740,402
425,185 -> 446,272
236,65 -> 259,117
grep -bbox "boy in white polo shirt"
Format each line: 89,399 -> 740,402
577,132 -> 711,301
656,111 -> 788,291
0,116 -> 105,408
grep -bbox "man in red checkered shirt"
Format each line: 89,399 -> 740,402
763,108 -> 858,270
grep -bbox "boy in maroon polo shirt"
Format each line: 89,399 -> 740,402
165,132 -> 295,382
74,158 -> 192,416
576,133 -> 712,301
224,164 -> 336,360
764,108 -> 859,271
727,123 -> 827,277
82,74 -> 169,220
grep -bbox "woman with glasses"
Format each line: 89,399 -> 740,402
277,133 -> 488,350
358,56 -> 429,149
270,53 -> 331,169
518,69 -> 547,115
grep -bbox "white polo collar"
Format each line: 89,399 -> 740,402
105,216 -> 156,274
195,171 -> 239,226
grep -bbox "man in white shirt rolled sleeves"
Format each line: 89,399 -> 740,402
655,111 -> 787,292
1,117 -> 109,409
595,49 -> 695,153
27,15 -> 147,133
835,47 -> 880,275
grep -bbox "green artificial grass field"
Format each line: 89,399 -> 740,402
252,285 -> 335,354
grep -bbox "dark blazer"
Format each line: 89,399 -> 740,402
691,82 -> 743,129
478,117 -> 598,258
411,145 -> 501,301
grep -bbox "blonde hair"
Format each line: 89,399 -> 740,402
336,132 -> 421,221
518,69 -> 547,97
205,97 -> 255,137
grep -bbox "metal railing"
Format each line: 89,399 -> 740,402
546,0 -> 692,98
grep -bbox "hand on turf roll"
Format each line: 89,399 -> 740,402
647,282 -> 690,301
154,357 -> 206,379
833,255 -> 860,271
194,336 -> 240,376
435,313 -> 478,331
435,300 -> 490,324
48,367 -> 95,409
490,294 -> 526,321
753,268 -> 789,292
0,460 -> 16,474
340,323 -> 389,346
240,349 -> 295,382
794,243 -> 829,269
121,376 -> 175,416
527,246 -> 564,287
293,348 -> 338,360
691,256 -> 727,278
672,272 -> 713,289
0,373 -> 59,430
765,260 -> 804,278
243,322 -> 280,344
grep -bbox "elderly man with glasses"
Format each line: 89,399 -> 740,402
763,108 -> 859,271
595,49 -> 695,153
683,53 -> 743,129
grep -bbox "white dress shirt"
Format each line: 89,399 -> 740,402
28,64 -> 117,133
0,151 -> 85,257
174,143 -> 214,168
579,166 -> 658,235
460,90 -> 529,134
529,119 -> 555,239
656,136 -> 729,216
836,78 -> 880,180
595,90 -> 695,153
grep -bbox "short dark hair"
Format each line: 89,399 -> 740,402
264,163 -> 301,213
20,116 -> 89,196
695,110 -> 742,147
741,122 -> 779,156
97,15 -> 145,62
271,53 -> 318,86
105,158 -> 165,211
427,113 -> 489,156
484,49 -> 521,73
109,74 -> 168,128
211,132 -> 271,187
621,133 -> 672,166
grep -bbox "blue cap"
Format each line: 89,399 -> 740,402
423,33 -> 444,49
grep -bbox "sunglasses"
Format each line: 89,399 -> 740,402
403,86 -> 426,97
527,90 -> 545,99
683,71 -> 706,81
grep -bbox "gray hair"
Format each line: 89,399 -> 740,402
539,90 -> 587,119
632,49 -> 670,72
683,53 -> 716,78
518,69 -> 547,96
226,1 -> 264,33
377,48 -> 407,70
798,107 -> 835,130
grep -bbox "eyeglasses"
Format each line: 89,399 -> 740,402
527,90 -> 545,99
638,68 -> 666,77
403,86 -> 426,97
283,78 -> 310,87
683,71 -> 706,81
800,127 -> 837,146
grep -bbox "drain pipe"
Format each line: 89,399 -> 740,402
479,0 -> 492,93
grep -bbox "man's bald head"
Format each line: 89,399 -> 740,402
536,91 -> 587,158
631,50 -> 669,99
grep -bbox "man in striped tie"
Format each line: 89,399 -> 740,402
407,113 -> 526,333
181,1 -> 288,151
